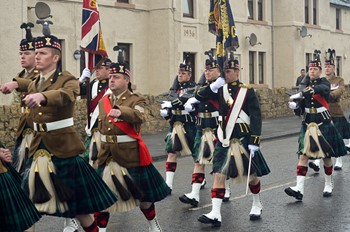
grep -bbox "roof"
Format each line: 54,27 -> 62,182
330,0 -> 350,8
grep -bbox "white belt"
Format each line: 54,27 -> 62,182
33,118 -> 74,132
198,111 -> 219,118
305,107 -> 327,114
101,134 -> 136,143
171,110 -> 189,115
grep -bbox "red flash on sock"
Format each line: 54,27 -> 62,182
249,181 -> 261,194
141,203 -> 156,220
192,173 -> 205,184
96,212 -> 110,228
83,221 -> 98,232
324,165 -> 333,175
166,162 -> 177,172
211,188 -> 225,199
296,165 -> 308,176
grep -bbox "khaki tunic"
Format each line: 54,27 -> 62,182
327,74 -> 345,117
97,91 -> 146,168
16,71 -> 85,158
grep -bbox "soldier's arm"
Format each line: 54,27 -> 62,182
330,78 -> 345,99
116,97 -> 146,124
247,88 -> 262,146
42,78 -> 79,106
312,78 -> 330,95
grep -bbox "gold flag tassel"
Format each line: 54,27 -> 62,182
171,121 -> 191,155
121,168 -> 143,200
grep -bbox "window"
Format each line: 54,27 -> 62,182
305,53 -> 312,70
258,52 -> 265,84
117,43 -> 131,65
312,0 -> 317,25
258,0 -> 263,21
248,0 -> 254,19
183,0 -> 194,18
183,52 -> 196,81
249,51 -> 255,84
336,8 -> 341,30
117,0 -> 129,3
305,0 -> 309,24
336,56 -> 342,76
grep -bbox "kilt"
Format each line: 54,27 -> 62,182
192,127 -> 217,163
165,122 -> 196,154
297,121 -> 347,157
0,165 -> 41,231
22,154 -> 118,218
82,135 -> 91,162
332,116 -> 350,139
98,162 -> 170,203
212,137 -> 270,178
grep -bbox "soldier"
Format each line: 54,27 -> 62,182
79,59 -> 112,166
1,34 -> 117,232
96,62 -> 170,231
198,58 -> 270,227
0,142 -> 41,231
285,57 -> 347,201
179,56 -> 230,207
160,60 -> 198,193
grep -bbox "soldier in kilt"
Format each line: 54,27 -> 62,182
179,57 -> 230,207
285,57 -> 347,201
79,59 -> 112,167
96,62 -> 170,232
160,60 -> 197,193
198,59 -> 270,227
0,143 -> 41,231
1,34 -> 118,232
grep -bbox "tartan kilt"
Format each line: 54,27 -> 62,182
333,117 -> 350,139
212,137 -> 270,178
192,128 -> 202,162
22,155 -> 118,218
298,121 -> 347,157
82,135 -> 91,162
0,167 -> 41,231
165,123 -> 196,154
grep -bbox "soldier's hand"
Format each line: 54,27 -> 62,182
23,93 -> 46,108
0,81 -> 19,94
288,101 -> 298,110
184,102 -> 195,112
210,77 -> 225,93
0,148 -> 12,163
302,86 -> 314,96
79,68 -> 91,83
161,101 -> 172,109
108,109 -> 122,119
289,92 -> 302,100
248,145 -> 259,158
186,97 -> 200,105
160,109 -> 169,117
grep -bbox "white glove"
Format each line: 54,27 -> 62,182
248,145 -> 259,158
289,92 -> 302,100
186,97 -> 200,105
79,68 -> 91,83
184,102 -> 195,112
160,109 -> 169,117
161,101 -> 172,109
210,77 -> 225,93
288,101 -> 298,110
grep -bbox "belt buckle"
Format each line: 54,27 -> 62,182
106,135 -> 116,143
175,109 -> 182,115
310,108 -> 317,114
203,112 -> 211,118
36,123 -> 47,132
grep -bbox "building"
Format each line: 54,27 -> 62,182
1,0 -> 349,105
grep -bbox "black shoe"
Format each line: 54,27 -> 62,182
334,166 -> 342,171
200,179 -> 206,189
323,191 -> 332,197
249,214 -> 261,221
308,162 -> 320,172
223,194 -> 230,202
198,215 -> 221,227
284,187 -> 303,200
179,194 -> 198,207
167,188 -> 172,196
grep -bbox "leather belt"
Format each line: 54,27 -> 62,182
198,111 -> 219,118
305,107 -> 327,114
33,118 -> 74,132
101,134 -> 136,143
171,109 -> 189,115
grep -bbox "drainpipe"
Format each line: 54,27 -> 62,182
271,0 -> 275,88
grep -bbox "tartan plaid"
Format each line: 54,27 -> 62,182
212,137 -> 270,177
165,123 -> 196,154
82,135 -> 92,162
332,117 -> 350,139
298,121 -> 347,157
192,129 -> 202,162
0,167 -> 41,231
22,155 -> 118,217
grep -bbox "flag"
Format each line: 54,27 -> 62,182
81,0 -> 107,70
208,0 -> 239,69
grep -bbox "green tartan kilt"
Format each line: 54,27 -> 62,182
0,165 -> 41,231
192,128 -> 202,162
333,117 -> 350,139
212,137 -> 270,177
97,162 -> 170,203
165,123 -> 196,154
82,135 -> 91,162
22,155 -> 118,218
298,121 -> 347,157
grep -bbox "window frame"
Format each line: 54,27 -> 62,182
305,0 -> 309,24
258,52 -> 265,84
336,8 -> 341,30
249,51 -> 255,84
183,0 -> 194,18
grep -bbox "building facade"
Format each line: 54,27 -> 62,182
1,0 -> 350,105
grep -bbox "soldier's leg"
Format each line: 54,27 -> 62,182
165,152 -> 177,192
140,202 -> 162,232
223,179 -> 231,202
93,211 -> 110,232
179,163 -> 205,207
76,214 -> 98,232
323,157 -> 333,197
308,159 -> 321,172
285,155 -> 308,201
334,157 -> 343,171
249,177 -> 262,220
63,218 -> 79,232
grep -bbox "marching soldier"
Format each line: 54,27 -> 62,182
198,58 -> 270,227
96,62 -> 170,231
79,59 -> 112,166
285,56 -> 347,201
179,55 -> 230,207
1,33 -> 117,232
160,59 -> 198,193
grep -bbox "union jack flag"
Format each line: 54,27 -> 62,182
81,0 -> 107,70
